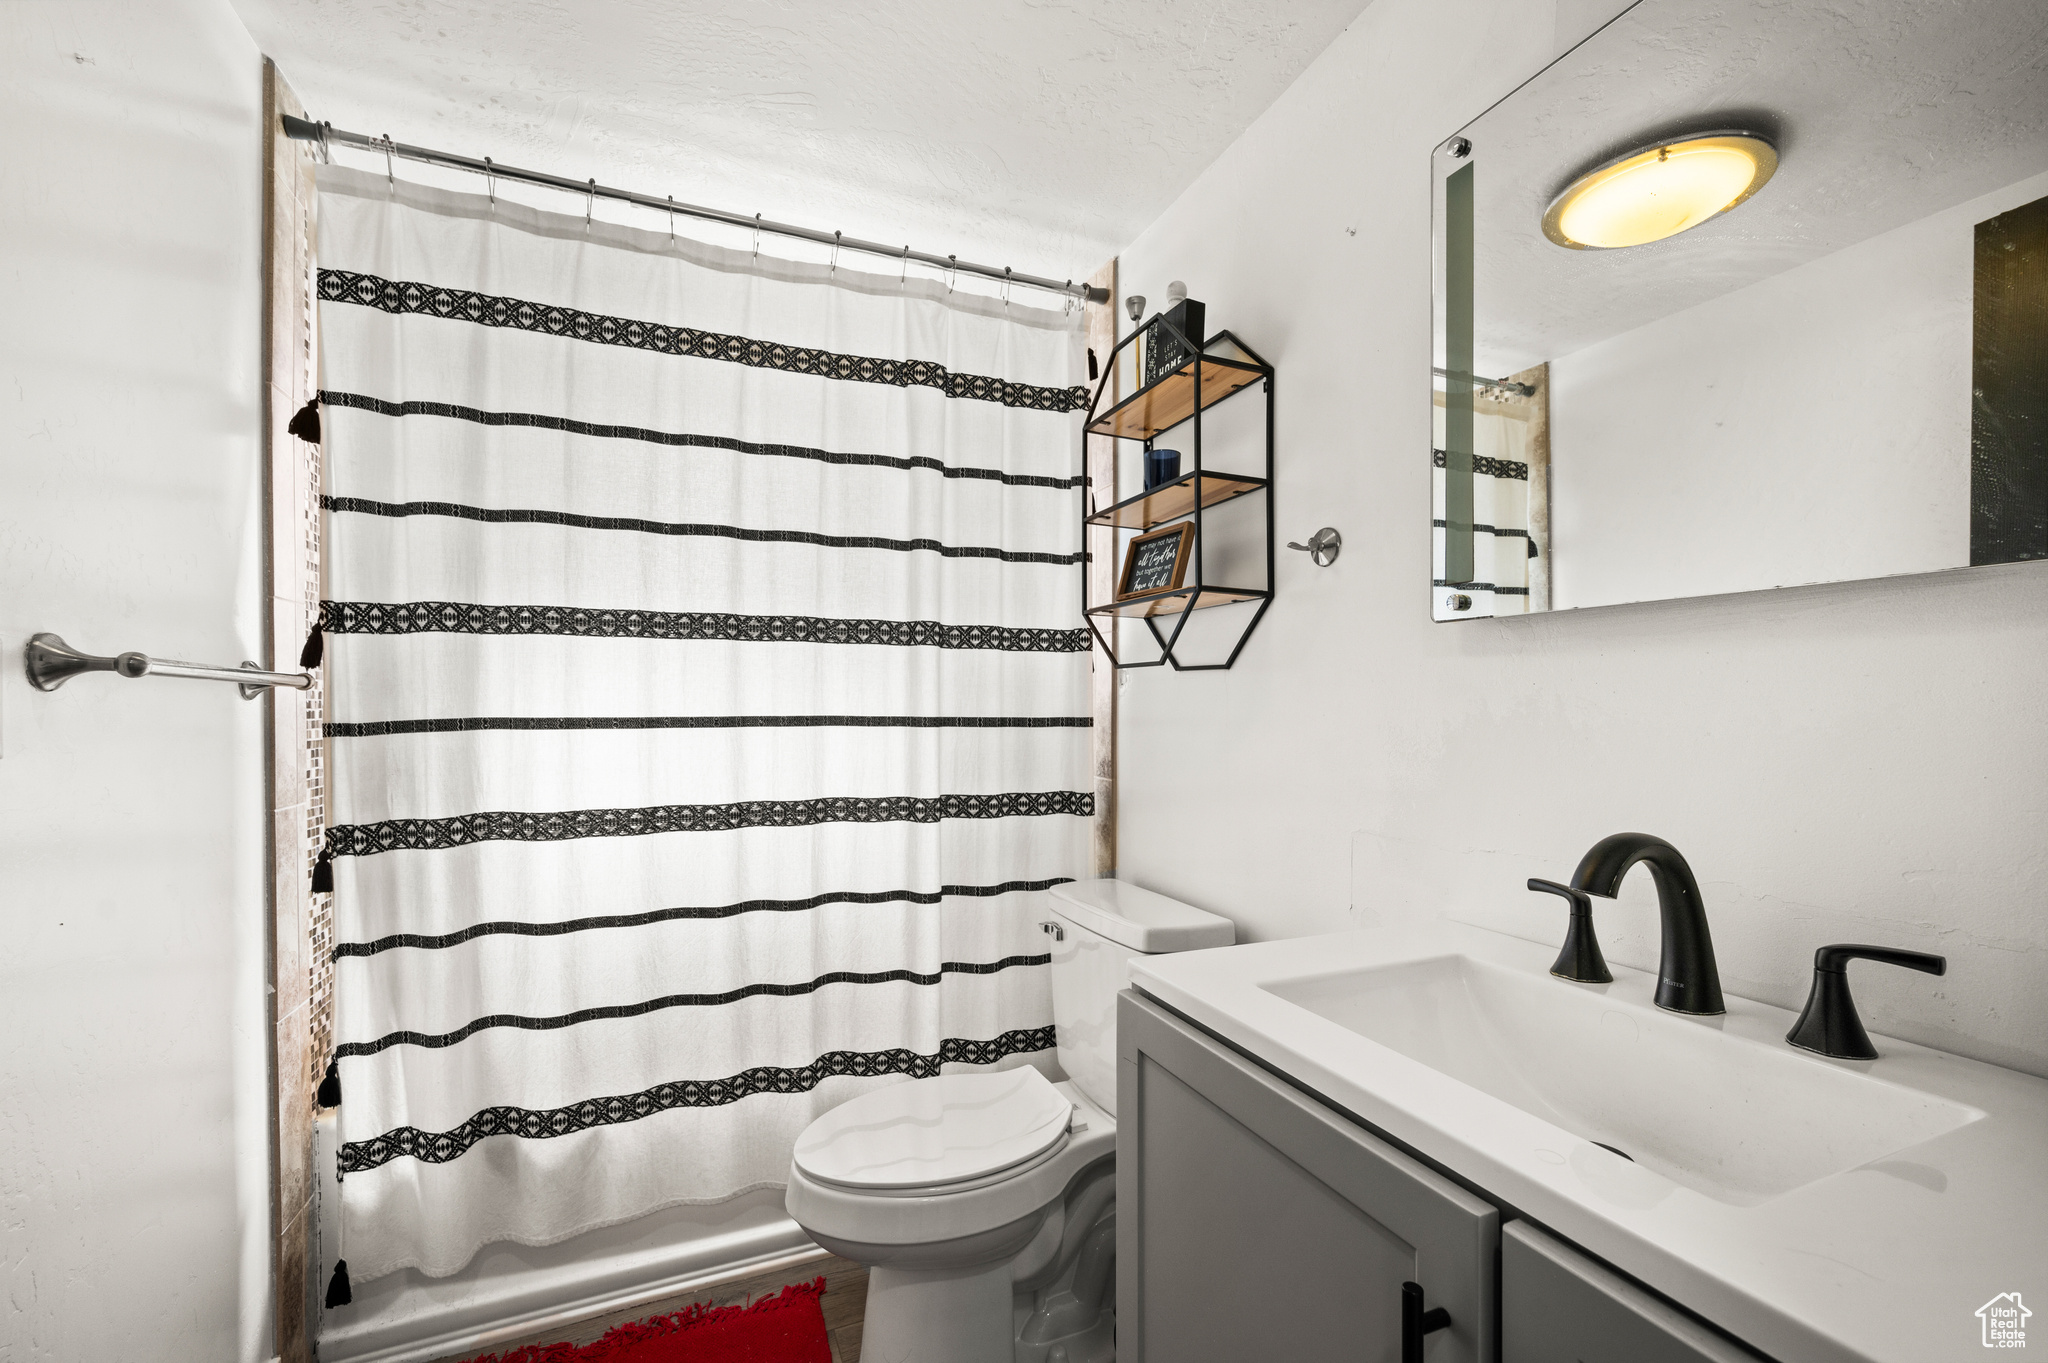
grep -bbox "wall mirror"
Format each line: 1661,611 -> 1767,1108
1430,0 -> 2048,620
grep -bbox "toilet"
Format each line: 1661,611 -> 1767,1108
784,879 -> 1234,1363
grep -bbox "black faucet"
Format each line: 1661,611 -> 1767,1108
1785,944 -> 1946,1060
1569,832 -> 1725,1016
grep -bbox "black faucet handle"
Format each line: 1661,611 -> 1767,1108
1812,944 -> 1946,977
1528,878 -> 1613,984
1527,877 -> 1588,908
1787,943 -> 1949,1060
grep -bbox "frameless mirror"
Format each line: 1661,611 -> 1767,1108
1431,0 -> 2048,619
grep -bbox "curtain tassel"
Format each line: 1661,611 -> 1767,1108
299,622 -> 325,669
324,1259 -> 353,1308
311,851 -> 334,894
288,398 -> 322,444
317,1059 -> 342,1108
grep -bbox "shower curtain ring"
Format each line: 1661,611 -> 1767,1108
1003,266 -> 1013,306
585,178 -> 596,230
381,134 -> 394,187
831,230 -> 841,275
317,120 -> 332,165
901,245 -> 910,284
483,156 -> 495,205
667,195 -> 675,241
753,213 -> 762,260
947,254 -> 956,294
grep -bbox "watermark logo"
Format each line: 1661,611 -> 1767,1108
1979,1293 -> 2031,1349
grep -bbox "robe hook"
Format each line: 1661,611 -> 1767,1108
1286,527 -> 1343,566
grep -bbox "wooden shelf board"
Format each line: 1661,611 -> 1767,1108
1086,355 -> 1266,440
1088,471 -> 1266,530
1087,586 -> 1269,619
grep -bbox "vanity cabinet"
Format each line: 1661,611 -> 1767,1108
1119,990 -> 1781,1363
1117,990 -> 1498,1362
1502,1221 -> 1767,1363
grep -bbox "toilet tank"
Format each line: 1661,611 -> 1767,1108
1044,879 -> 1234,1116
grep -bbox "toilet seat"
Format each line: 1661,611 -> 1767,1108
794,1067 -> 1073,1194
787,1080 -> 1114,1251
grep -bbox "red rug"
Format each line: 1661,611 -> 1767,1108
464,1279 -> 832,1363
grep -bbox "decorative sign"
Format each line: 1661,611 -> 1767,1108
1118,523 -> 1195,600
1144,299 -> 1206,387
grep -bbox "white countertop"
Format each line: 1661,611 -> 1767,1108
1131,919 -> 2048,1363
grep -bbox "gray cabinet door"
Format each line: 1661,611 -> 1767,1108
1117,989 -> 1498,1363
1502,1221 -> 1773,1363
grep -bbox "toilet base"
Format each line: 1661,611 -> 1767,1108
1013,1316 -> 1114,1363
863,1258 -> 1015,1363
1015,1196 -> 1116,1363
786,1082 -> 1119,1362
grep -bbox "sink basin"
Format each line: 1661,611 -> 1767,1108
1264,954 -> 1980,1206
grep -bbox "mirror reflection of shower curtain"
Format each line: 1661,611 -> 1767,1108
1433,365 -> 1546,615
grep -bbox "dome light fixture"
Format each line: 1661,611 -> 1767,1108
1542,132 -> 1778,250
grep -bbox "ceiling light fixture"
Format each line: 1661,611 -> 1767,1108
1542,132 -> 1778,250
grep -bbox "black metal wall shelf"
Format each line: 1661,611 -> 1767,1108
1086,353 -> 1267,441
1086,469 -> 1267,531
1087,585 -> 1269,619
1080,317 -> 1274,671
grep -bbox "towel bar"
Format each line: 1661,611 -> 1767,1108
25,632 -> 313,700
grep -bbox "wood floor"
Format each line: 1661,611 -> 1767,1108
434,1253 -> 869,1363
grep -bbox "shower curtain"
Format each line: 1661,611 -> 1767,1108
314,166 -> 1092,1281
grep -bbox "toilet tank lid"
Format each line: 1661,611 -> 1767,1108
1048,879 -> 1234,953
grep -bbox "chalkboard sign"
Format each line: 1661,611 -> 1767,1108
1118,523 -> 1194,599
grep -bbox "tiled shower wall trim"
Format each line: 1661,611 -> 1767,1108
292,90 -> 332,1096
305,436 -> 331,1089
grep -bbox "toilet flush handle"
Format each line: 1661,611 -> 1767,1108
1040,921 -> 1064,942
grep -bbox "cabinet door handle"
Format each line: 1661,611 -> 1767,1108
1400,1281 -> 1451,1362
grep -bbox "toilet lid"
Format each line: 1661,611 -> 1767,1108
793,1067 -> 1072,1191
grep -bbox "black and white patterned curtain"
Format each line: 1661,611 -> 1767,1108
314,167 -> 1091,1280
1432,378 -> 1539,614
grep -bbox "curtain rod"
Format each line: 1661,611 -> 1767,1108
1432,366 -> 1536,398
282,116 -> 1108,305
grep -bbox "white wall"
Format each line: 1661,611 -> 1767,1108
0,4 -> 273,1360
1114,0 -> 2048,1078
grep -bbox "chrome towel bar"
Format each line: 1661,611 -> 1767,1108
25,633 -> 313,700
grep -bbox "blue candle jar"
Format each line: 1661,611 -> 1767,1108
1144,448 -> 1182,490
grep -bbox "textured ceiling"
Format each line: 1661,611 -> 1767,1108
230,0 -> 1373,285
